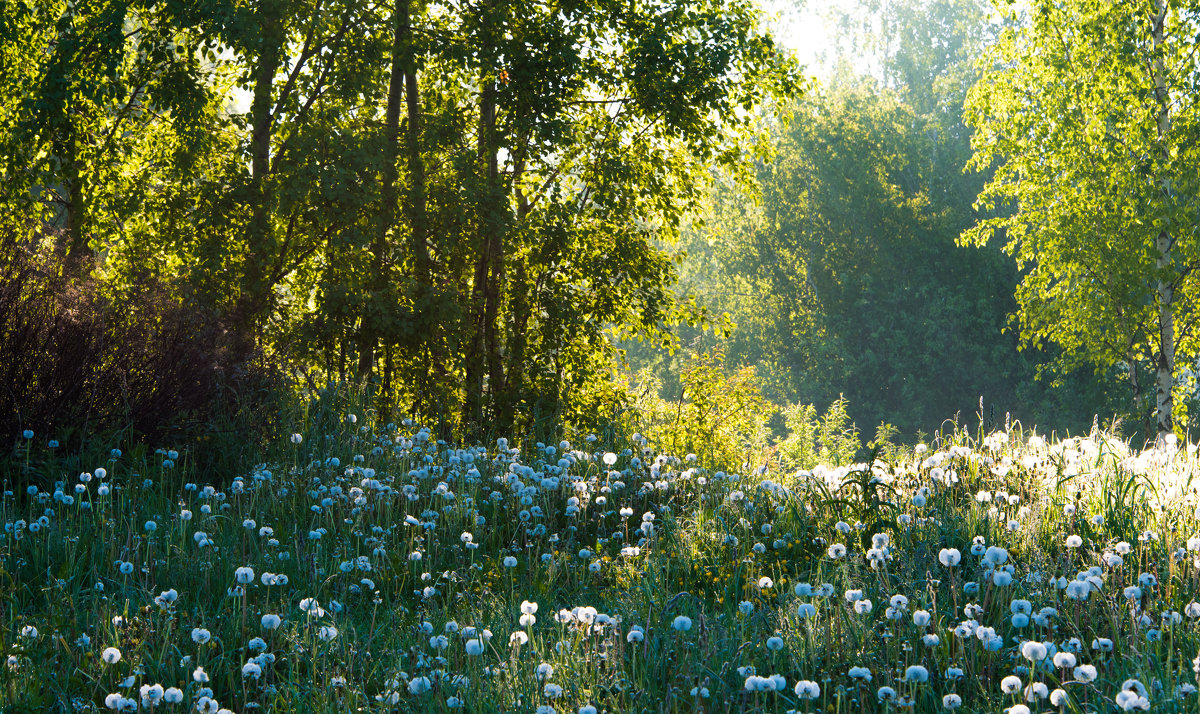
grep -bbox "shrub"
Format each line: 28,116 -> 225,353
0,225 -> 281,487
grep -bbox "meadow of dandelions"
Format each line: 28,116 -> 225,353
5,415 -> 1200,713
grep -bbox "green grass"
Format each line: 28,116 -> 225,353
3,412 -> 1200,713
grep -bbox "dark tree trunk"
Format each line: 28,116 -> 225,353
357,0 -> 412,379
464,8 -> 506,434
240,2 -> 285,334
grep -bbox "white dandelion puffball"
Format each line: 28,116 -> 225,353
795,680 -> 820,699
939,548 -> 961,567
905,665 -> 929,683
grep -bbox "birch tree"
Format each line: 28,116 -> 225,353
964,0 -> 1200,435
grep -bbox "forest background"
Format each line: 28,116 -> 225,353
0,0 -> 1172,479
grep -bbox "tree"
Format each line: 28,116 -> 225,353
1,0 -> 801,441
0,0 -> 218,262
964,0 -> 1200,436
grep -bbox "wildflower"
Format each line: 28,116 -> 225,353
1020,641 -> 1047,662
318,625 -> 338,642
1073,664 -> 1097,682
193,666 -> 209,683
261,614 -> 281,630
797,603 -> 816,618
503,556 -> 518,567
739,601 -> 754,615
626,625 -> 645,643
828,543 -> 847,558
848,666 -> 873,682
536,662 -> 554,680
795,680 -> 820,699
299,598 -> 326,617
510,631 -> 529,646
905,665 -> 929,683
163,687 -> 184,704
877,686 -> 897,701
191,628 -> 212,645
766,636 -> 784,651
102,647 -> 122,664
1115,690 -> 1150,711
139,683 -> 164,705
854,599 -> 873,615
943,693 -> 962,709
672,616 -> 692,632
1025,682 -> 1049,701
465,638 -> 485,656
242,661 -> 262,679
939,548 -> 961,567
1120,680 -> 1148,697
1065,535 -> 1083,548
1053,652 -> 1076,669
408,677 -> 432,694
1001,675 -> 1022,694
235,567 -> 255,585
1065,580 -> 1091,600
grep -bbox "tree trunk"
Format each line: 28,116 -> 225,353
1127,354 -> 1150,441
464,6 -> 505,434
240,2 -> 285,333
59,132 -> 88,265
357,0 -> 411,379
1151,0 -> 1174,437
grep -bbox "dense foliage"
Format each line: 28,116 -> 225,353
965,0 -> 1200,436
0,0 -> 800,442
626,0 -> 1131,442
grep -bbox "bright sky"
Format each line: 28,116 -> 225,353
759,0 -> 876,80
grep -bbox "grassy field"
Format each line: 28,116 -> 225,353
3,409 -> 1200,713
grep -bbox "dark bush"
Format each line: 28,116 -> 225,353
0,224 -> 282,487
